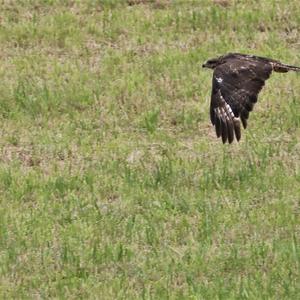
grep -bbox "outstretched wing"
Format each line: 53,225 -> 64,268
210,58 -> 273,143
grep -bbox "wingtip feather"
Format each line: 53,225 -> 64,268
241,117 -> 247,129
227,120 -> 234,144
221,119 -> 228,143
233,118 -> 241,142
215,116 -> 221,138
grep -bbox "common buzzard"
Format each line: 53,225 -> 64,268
203,53 -> 300,144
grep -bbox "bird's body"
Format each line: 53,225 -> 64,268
203,53 -> 300,143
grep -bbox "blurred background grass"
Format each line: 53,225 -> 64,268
0,0 -> 299,298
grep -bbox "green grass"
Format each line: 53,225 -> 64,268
0,0 -> 300,298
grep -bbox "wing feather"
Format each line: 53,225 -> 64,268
233,118 -> 241,141
209,58 -> 272,143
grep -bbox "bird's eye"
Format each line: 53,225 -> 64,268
209,59 -> 218,65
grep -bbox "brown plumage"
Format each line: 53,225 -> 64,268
203,53 -> 300,144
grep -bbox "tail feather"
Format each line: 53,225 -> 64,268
283,64 -> 300,72
273,62 -> 300,73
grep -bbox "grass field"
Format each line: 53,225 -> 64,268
0,0 -> 300,298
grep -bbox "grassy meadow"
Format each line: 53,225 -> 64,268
0,0 -> 300,298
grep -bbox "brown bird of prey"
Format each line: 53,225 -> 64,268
202,53 -> 300,144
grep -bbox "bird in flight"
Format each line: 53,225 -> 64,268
203,53 -> 300,144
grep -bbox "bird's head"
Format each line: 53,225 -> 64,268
202,57 -> 221,69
